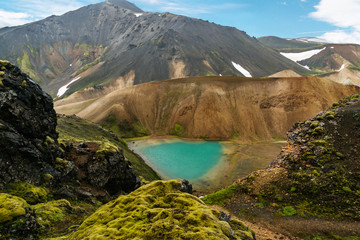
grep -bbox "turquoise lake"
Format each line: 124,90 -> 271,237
130,139 -> 223,180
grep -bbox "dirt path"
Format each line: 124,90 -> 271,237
209,205 -> 299,240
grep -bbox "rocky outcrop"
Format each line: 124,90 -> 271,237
0,61 -> 140,197
214,94 -> 360,222
62,141 -> 141,197
0,60 -> 61,188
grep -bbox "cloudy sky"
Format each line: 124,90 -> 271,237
0,0 -> 359,44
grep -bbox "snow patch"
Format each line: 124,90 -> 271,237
57,77 -> 81,97
219,74 -> 222,76
231,61 -> 252,77
301,65 -> 311,70
280,47 -> 326,62
331,46 -> 334,49
134,13 -> 143,17
337,64 -> 345,72
69,63 -> 72,67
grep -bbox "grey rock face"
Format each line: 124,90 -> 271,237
0,61 -> 60,188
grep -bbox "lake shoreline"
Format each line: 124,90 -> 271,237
127,136 -> 285,195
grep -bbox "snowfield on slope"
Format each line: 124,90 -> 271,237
231,61 -> 252,77
57,77 -> 81,97
280,47 -> 326,62
337,64 -> 345,72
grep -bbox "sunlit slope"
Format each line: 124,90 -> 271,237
55,76 -> 360,141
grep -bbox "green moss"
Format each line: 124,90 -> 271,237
46,136 -> 55,144
17,52 -> 41,83
55,158 -> 72,169
0,60 -> 10,66
324,111 -> 336,119
0,193 -> 29,224
173,123 -> 185,136
42,173 -> 54,183
33,199 -> 72,228
342,186 -> 352,192
282,206 -> 297,216
21,80 -> 27,88
0,78 -> 3,88
79,43 -> 90,57
311,139 -> 327,146
26,45 -> 37,57
0,71 -> 4,76
310,120 -> 319,128
2,182 -> 49,204
202,184 -> 238,207
102,115 -> 149,138
54,180 -> 254,240
95,141 -> 119,158
132,121 -> 149,136
76,59 -> 100,75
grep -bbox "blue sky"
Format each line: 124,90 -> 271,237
0,0 -> 360,43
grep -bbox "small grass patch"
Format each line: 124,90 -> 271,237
202,184 -> 238,207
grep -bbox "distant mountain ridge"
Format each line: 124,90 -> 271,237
0,0 -> 308,97
259,36 -> 360,86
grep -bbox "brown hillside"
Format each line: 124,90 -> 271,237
55,76 -> 360,141
268,70 -> 302,78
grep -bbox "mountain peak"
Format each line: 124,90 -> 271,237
105,0 -> 143,12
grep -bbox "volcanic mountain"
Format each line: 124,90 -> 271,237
55,75 -> 360,141
259,36 -> 360,86
0,0 -> 308,97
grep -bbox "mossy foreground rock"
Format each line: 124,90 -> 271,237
58,180 -> 254,240
3,182 -> 49,204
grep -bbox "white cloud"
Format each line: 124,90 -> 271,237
309,0 -> 360,43
319,30 -> 360,44
0,0 -> 90,28
15,0 -> 85,18
132,0 -> 244,16
0,9 -> 31,28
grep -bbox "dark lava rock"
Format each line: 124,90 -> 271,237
0,61 -> 61,188
78,142 -> 88,148
180,179 -> 193,194
219,211 -> 231,223
0,61 -> 140,197
63,142 -> 141,197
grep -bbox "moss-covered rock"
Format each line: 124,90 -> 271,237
33,199 -> 72,228
216,94 -> 360,222
0,193 -> 29,224
2,182 -> 49,204
55,180 -> 255,239
95,141 -> 118,158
